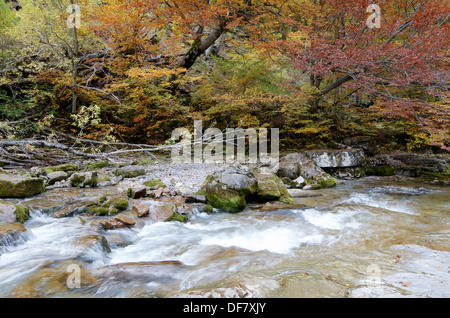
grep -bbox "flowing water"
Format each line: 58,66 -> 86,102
0,177 -> 448,297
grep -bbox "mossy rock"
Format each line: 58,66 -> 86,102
100,194 -> 129,215
13,204 -> 30,224
88,161 -> 109,170
143,179 -> 166,190
86,205 -> 110,216
41,164 -> 78,175
165,213 -> 188,223
69,172 -> 98,188
202,204 -> 214,213
0,200 -> 30,224
206,188 -> 246,213
114,165 -> 146,178
253,170 -> 293,204
311,176 -> 337,189
70,174 -> 85,187
0,175 -> 45,198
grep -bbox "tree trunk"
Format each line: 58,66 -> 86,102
70,0 -> 79,114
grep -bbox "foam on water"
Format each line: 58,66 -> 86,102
340,191 -> 417,215
300,208 -> 361,230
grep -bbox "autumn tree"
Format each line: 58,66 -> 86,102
277,0 -> 449,149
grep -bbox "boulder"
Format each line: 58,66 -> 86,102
0,202 -> 30,224
304,149 -> 365,168
137,201 -> 179,222
0,174 -> 45,198
132,203 -> 150,218
127,187 -> 147,199
114,165 -> 146,178
46,171 -> 69,185
0,203 -> 16,224
252,170 -> 293,204
203,166 -> 257,213
277,153 -> 336,189
69,172 -> 98,188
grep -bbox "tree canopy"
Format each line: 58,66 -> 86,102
0,0 -> 449,151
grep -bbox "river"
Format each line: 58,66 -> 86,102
0,177 -> 449,297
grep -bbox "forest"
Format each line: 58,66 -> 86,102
0,0 -> 449,161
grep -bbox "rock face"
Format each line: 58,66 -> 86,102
305,149 -> 365,168
0,174 -> 45,198
277,153 -> 337,189
203,166 -> 258,213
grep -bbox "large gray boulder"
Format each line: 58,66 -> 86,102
203,166 -> 258,213
277,153 -> 336,189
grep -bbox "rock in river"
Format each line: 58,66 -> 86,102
277,153 -> 336,189
203,166 -> 257,213
0,173 -> 45,198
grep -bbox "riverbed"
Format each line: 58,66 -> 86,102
0,177 -> 448,297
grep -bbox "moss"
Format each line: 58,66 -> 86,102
98,195 -> 107,204
202,204 -> 214,213
279,194 -> 294,205
109,207 -> 119,215
126,188 -> 132,198
364,166 -> 395,176
317,177 -> 337,189
88,161 -> 109,170
165,213 -> 188,223
86,205 -> 110,216
105,196 -> 129,212
42,164 -> 78,175
193,188 -> 206,195
206,188 -> 246,213
70,174 -> 85,187
144,179 -> 166,189
97,175 -> 111,183
83,173 -> 98,188
13,204 -> 30,223
0,178 -> 45,198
